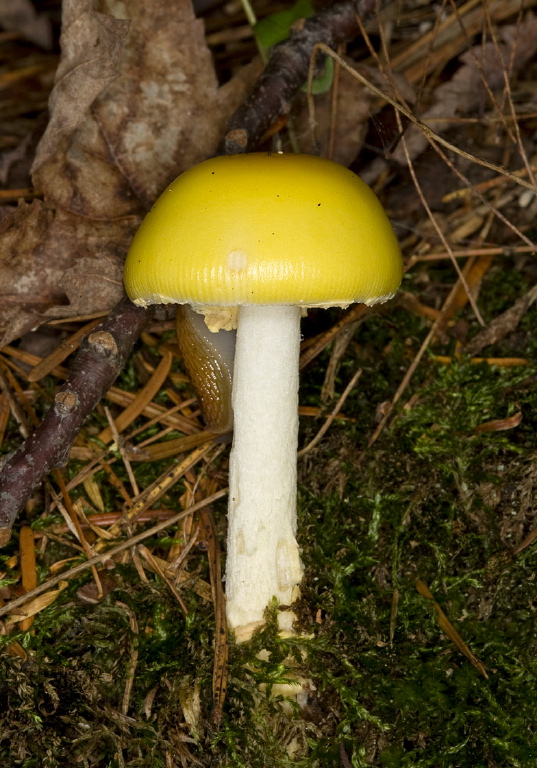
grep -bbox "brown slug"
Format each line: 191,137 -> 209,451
175,305 -> 235,436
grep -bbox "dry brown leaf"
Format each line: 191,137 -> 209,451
392,15 -> 537,165
0,133 -> 35,187
295,63 -> 373,165
0,201 -> 60,347
473,412 -> 523,434
416,579 -> 488,679
462,283 -> 537,356
296,62 -> 414,166
6,580 -> 68,623
0,0 -> 260,347
0,0 -> 52,48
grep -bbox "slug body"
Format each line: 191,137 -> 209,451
176,305 -> 235,435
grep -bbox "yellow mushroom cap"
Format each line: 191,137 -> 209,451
124,153 -> 402,313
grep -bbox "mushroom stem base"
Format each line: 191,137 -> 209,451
225,305 -> 303,640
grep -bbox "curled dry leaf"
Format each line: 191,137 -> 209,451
179,679 -> 202,737
462,283 -> 537,357
0,0 -> 259,347
295,61 -> 414,166
473,412 -> 522,434
0,0 -> 52,49
392,16 -> 537,165
294,61 -> 374,165
0,133 -> 35,188
6,579 -> 68,623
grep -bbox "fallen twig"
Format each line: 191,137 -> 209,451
0,296 -> 151,544
221,0 -> 384,154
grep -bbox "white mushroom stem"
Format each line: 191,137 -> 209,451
225,305 -> 303,642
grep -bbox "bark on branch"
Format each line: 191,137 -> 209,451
0,297 -> 151,544
220,0 -> 384,154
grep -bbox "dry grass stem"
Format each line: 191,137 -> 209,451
299,368 -> 363,458
309,42 -> 537,195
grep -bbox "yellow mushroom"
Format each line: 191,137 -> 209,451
124,152 -> 402,642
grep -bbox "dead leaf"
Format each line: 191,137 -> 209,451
0,134 -> 33,187
295,61 -> 414,166
32,6 -> 130,180
0,200 -> 62,343
0,0 -> 52,49
0,0 -> 260,347
416,578 -> 488,679
179,679 -> 202,736
462,284 -> 537,357
77,571 -> 117,603
6,580 -> 68,623
473,412 -> 522,434
393,16 -> 537,165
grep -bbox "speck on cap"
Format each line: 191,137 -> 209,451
124,153 -> 402,310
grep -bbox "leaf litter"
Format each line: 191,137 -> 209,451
0,0 -> 259,347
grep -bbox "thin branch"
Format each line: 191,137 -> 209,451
0,296 -> 151,544
220,0 -> 386,154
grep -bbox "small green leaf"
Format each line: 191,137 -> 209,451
254,0 -> 334,94
301,55 -> 334,95
254,0 -> 314,49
